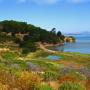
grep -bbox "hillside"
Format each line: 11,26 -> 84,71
0,20 -> 65,54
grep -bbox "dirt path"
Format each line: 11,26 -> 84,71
38,42 -> 57,54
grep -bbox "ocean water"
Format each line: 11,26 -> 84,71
53,34 -> 90,54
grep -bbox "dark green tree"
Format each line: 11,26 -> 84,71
57,31 -> 62,37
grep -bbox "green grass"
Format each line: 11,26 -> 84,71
59,82 -> 86,90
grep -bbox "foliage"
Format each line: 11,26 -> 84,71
0,70 -> 41,90
17,71 -> 41,90
57,31 -> 65,41
0,20 -> 66,53
58,71 -> 86,83
0,70 -> 17,89
59,82 -> 86,90
2,51 -> 19,60
21,40 -> 37,54
43,71 -> 58,81
0,34 -> 15,43
0,83 -> 9,90
0,50 -> 89,90
0,20 -> 64,44
37,84 -> 53,90
57,31 -> 62,37
86,77 -> 90,90
26,50 -> 50,59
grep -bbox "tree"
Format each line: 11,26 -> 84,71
57,31 -> 62,37
50,28 -> 56,34
21,40 -> 37,54
0,20 -> 65,53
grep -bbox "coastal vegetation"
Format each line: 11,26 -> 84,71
0,50 -> 89,90
0,20 -> 65,53
0,20 -> 89,90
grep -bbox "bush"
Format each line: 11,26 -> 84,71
26,50 -> 49,59
21,41 -> 37,54
43,71 -> 58,81
58,72 -> 86,84
0,83 -> 9,90
0,70 -> 17,89
2,51 -> 19,60
0,70 -> 42,90
37,84 -> 53,90
17,71 -> 41,90
59,82 -> 86,90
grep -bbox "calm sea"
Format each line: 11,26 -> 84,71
51,34 -> 90,54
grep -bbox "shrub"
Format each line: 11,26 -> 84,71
26,50 -> 49,59
59,82 -> 86,90
21,40 -> 37,54
0,83 -> 9,90
0,70 -> 17,89
43,71 -> 58,81
2,51 -> 19,60
0,70 -> 42,90
37,84 -> 53,90
86,77 -> 90,90
17,71 -> 41,90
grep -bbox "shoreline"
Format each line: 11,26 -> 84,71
38,42 -> 58,53
42,43 -> 64,47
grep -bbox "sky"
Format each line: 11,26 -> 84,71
0,0 -> 90,33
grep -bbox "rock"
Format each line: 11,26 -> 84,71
64,36 -> 76,43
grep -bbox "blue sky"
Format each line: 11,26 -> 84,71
0,0 -> 90,33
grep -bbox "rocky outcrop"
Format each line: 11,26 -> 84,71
64,36 -> 76,43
